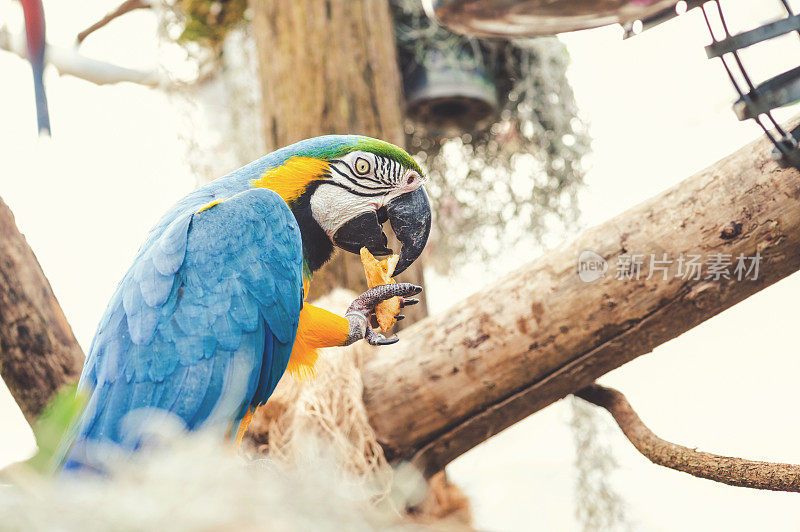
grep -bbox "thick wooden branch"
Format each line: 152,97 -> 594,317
0,197 -> 84,422
576,384 -> 800,492
362,121 -> 800,476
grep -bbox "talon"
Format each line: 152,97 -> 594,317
389,283 -> 422,300
400,297 -> 419,308
393,283 -> 422,299
375,336 -> 399,346
396,315 -> 405,321
365,327 -> 399,346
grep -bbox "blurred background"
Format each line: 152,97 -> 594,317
1,1 -> 800,529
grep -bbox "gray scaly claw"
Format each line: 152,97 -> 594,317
400,297 -> 419,308
366,327 -> 399,346
344,283 -> 422,346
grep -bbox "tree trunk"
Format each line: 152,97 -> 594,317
0,197 -> 84,422
250,0 -> 427,323
361,122 -> 800,476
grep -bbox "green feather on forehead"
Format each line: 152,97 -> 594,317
353,138 -> 423,176
295,137 -> 423,176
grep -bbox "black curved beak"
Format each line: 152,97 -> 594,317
385,187 -> 431,274
332,187 -> 432,275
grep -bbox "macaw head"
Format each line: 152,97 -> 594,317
253,135 -> 432,275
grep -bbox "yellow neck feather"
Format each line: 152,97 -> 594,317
251,156 -> 330,203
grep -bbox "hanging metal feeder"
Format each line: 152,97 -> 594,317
422,0 -> 683,38
697,1 -> 800,167
403,47 -> 498,133
422,0 -> 800,166
625,0 -> 800,166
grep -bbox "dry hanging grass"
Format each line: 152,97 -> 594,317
246,289 -> 471,525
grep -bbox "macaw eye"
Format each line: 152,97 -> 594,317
407,173 -> 417,185
354,157 -> 371,175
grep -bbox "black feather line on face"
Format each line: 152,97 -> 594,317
328,159 -> 387,186
380,157 -> 391,183
323,180 -> 390,197
329,156 -> 402,188
383,158 -> 402,186
329,164 -> 392,191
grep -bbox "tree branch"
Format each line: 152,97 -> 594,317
0,25 -> 168,87
77,0 -> 151,44
575,384 -> 800,492
361,116 -> 800,477
0,197 -> 84,422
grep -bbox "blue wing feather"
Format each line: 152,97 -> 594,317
65,187 -> 303,470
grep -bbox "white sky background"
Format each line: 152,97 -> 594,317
1,1 -> 800,530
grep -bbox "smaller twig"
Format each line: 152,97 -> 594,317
77,0 -> 151,44
575,383 -> 800,493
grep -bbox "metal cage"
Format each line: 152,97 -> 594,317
629,1 -> 800,166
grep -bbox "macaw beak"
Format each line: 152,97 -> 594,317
332,187 -> 432,275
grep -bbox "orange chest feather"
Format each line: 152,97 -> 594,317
286,303 -> 349,380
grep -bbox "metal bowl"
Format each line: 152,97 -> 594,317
422,0 -> 681,38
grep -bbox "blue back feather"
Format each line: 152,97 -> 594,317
65,191 -> 304,470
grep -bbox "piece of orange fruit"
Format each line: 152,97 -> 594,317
360,247 -> 401,332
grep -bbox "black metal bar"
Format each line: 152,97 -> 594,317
779,0 -> 800,42
701,0 -> 800,165
732,65 -> 800,120
713,2 -> 758,92
705,14 -> 800,58
702,4 -> 746,99
718,2 -> 789,135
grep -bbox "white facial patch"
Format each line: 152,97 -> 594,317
310,184 -> 381,237
310,150 -> 425,237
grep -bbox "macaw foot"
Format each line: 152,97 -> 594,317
345,283 -> 422,346
370,294 -> 419,326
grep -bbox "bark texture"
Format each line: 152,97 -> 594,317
576,384 -> 800,492
361,124 -> 800,476
250,0 -> 427,322
0,197 -> 84,422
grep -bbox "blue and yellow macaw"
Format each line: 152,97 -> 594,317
63,135 -> 430,471
20,0 -> 50,135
